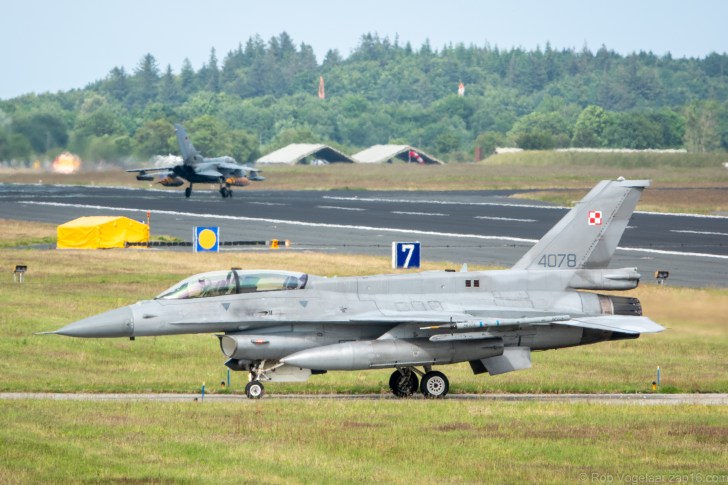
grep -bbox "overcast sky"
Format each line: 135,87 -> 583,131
2,0 -> 727,100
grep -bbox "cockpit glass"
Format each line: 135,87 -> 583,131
155,270 -> 308,300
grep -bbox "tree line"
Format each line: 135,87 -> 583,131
1,32 -> 727,165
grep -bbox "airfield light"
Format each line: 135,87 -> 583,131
655,270 -> 670,286
13,265 -> 27,283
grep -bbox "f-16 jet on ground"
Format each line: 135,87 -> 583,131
128,124 -> 264,198
44,178 -> 663,399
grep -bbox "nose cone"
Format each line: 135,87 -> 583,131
52,306 -> 134,338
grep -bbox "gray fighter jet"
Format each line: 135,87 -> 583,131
44,179 -> 663,399
127,124 -> 264,198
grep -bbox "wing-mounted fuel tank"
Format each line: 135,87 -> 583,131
135,171 -> 155,182
281,338 -> 504,371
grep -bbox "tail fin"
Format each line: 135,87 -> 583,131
174,124 -> 203,166
512,179 -> 649,270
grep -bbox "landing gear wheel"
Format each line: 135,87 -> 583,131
245,380 -> 264,399
184,186 -> 192,198
420,371 -> 449,398
219,187 -> 229,198
389,370 -> 419,397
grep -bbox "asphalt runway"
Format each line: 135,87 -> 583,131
2,392 -> 727,405
2,183 -> 727,287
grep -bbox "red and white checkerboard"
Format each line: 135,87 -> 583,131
588,210 -> 602,226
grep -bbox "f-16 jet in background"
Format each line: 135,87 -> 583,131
127,124 -> 264,198
44,179 -> 663,399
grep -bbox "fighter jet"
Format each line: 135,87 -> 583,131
127,124 -> 264,198
44,179 -> 663,399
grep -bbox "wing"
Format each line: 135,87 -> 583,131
127,168 -> 175,182
429,314 -> 664,342
126,167 -> 173,174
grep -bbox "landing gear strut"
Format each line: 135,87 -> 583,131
389,367 -> 450,398
219,179 -> 233,198
243,360 -> 283,399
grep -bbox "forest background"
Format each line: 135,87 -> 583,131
1,32 -> 727,166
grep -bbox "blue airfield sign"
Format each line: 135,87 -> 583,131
392,241 -> 421,269
194,226 -> 220,253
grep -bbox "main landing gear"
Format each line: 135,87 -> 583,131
389,366 -> 450,398
219,179 -> 233,198
183,183 -> 233,199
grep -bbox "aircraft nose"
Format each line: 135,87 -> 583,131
52,307 -> 134,338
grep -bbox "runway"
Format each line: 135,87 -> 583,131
2,392 -> 727,405
2,183 -> 727,287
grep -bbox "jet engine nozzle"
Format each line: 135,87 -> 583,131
225,177 -> 250,187
157,176 -> 184,187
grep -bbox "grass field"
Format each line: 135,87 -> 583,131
1,206 -> 727,483
1,400 -> 727,484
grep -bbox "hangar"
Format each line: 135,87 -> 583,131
257,144 -> 355,165
352,145 -> 444,165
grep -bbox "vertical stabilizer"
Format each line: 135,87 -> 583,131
512,179 -> 649,270
175,124 -> 203,166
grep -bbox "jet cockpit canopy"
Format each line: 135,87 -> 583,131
155,270 -> 308,300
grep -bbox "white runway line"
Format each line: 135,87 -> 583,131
391,211 -> 448,217
671,230 -> 728,237
475,216 -> 537,223
317,205 -> 366,211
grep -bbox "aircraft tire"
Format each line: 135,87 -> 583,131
389,370 -> 418,397
245,380 -> 265,399
420,371 -> 449,398
184,187 -> 192,198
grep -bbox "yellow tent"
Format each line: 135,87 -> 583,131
57,216 -> 149,249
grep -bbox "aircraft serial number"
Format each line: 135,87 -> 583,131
538,253 -> 577,268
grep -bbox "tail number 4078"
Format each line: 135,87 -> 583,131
538,253 -> 577,268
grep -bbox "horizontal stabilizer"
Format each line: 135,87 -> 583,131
566,315 -> 665,334
480,347 -> 532,375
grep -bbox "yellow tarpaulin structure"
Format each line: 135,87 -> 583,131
57,216 -> 149,249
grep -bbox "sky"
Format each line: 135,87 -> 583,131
2,0 -> 727,100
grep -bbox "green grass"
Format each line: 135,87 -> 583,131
1,400 -> 726,484
0,236 -> 56,248
2,225 -> 728,483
